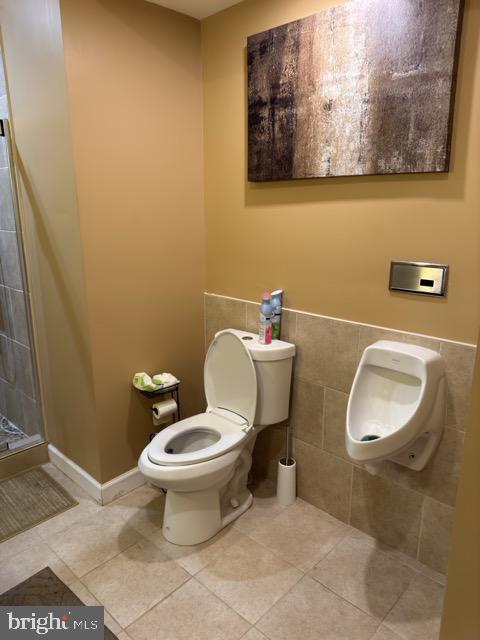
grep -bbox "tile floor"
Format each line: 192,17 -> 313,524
0,464 -> 447,640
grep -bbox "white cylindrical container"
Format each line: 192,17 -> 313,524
276,457 -> 296,506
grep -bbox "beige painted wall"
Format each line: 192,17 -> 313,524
60,0 -> 205,482
440,328 -> 480,639
202,0 -> 480,344
0,0 -> 101,478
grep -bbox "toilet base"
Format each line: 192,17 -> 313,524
162,488 -> 252,546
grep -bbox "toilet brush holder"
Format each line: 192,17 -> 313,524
276,457 -> 296,506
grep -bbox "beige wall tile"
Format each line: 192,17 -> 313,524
358,326 -> 442,356
350,467 -> 423,558
196,535 -> 302,624
345,528 -> 447,585
205,295 -> 246,348
296,314 -> 359,393
373,427 -> 465,507
248,499 -> 349,571
252,423 -> 285,483
127,578 -> 249,640
312,533 -> 414,620
418,499 -> 455,575
290,378 -> 324,448
324,387 -> 349,459
82,538 -> 189,628
246,302 -> 297,343
384,573 -> 445,640
440,341 -> 476,431
257,576 -> 378,640
294,438 -> 352,523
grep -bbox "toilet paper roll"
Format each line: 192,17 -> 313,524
152,398 -> 177,424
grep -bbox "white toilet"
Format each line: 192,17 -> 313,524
346,340 -> 446,470
139,329 -> 295,545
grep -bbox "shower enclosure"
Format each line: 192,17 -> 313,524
0,55 -> 44,456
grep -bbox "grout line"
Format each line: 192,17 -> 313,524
379,576 -> 414,626
416,497 -> 426,562
74,578 -> 124,631
250,569 -> 305,630
320,385 -> 326,450
347,463 -> 354,525
123,573 -> 194,632
309,576 -> 382,629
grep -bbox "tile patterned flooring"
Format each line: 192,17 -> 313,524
0,464 -> 447,640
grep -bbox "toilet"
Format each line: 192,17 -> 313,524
346,340 -> 445,471
138,329 -> 295,545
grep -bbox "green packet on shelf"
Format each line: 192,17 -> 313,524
132,372 -> 159,392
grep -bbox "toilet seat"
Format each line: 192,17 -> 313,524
148,411 -> 250,467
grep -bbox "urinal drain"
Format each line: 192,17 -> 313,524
408,452 -> 416,460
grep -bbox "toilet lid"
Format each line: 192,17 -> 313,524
204,330 -> 257,426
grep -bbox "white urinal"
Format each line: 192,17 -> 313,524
346,341 -> 445,471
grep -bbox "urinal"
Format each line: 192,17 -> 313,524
346,341 -> 445,471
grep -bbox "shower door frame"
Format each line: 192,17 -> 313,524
0,117 -> 45,459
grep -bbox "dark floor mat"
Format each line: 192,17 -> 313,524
0,567 -> 118,639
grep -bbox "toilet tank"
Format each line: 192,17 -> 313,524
226,330 -> 296,426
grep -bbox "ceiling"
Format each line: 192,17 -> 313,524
144,0 -> 244,20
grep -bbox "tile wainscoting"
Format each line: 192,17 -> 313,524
204,293 -> 477,575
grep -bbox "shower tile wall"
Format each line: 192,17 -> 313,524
204,293 -> 477,575
0,57 -> 42,439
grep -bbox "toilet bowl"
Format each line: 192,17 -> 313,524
139,329 -> 295,545
346,340 -> 445,471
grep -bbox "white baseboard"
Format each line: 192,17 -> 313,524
101,467 -> 145,504
48,444 -> 145,505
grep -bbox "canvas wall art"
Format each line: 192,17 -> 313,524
247,0 -> 464,181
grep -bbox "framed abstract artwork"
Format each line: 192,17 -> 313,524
247,0 -> 464,181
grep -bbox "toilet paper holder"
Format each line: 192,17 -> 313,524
136,381 -> 181,439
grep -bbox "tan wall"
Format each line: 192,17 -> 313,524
0,0 -> 101,478
202,0 -> 480,344
60,0 -> 205,482
440,328 -> 480,639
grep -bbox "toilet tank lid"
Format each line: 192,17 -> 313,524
219,329 -> 296,362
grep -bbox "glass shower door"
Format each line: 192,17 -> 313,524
0,116 -> 44,455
